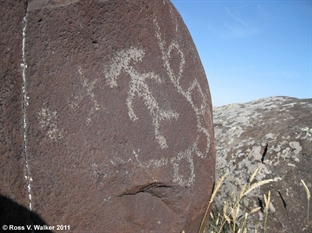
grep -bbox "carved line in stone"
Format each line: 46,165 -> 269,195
72,67 -> 100,125
52,17 -> 212,187
38,107 -> 63,141
104,47 -> 179,149
108,18 -> 212,187
154,17 -> 211,160
133,149 -> 168,169
133,148 -> 195,187
133,18 -> 210,186
170,148 -> 195,186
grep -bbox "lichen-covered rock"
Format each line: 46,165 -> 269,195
1,1 -> 215,232
213,96 -> 312,233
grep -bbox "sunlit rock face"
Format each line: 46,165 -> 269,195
213,96 -> 312,233
0,1 -> 215,232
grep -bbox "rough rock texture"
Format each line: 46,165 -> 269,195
1,1 -> 215,232
0,195 -> 52,232
0,0 -> 30,220
213,96 -> 312,233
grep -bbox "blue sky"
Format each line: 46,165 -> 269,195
171,0 -> 312,106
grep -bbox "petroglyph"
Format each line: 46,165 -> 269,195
154,17 -> 211,159
103,19 -> 212,186
38,107 -> 63,141
133,149 -> 195,187
70,67 -> 100,125
170,148 -> 195,186
104,47 -> 179,149
59,19 -> 211,186
133,149 -> 168,169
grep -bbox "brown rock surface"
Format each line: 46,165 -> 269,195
213,96 -> 312,232
1,1 -> 215,232
0,0 -> 30,220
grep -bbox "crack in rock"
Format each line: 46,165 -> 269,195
118,182 -> 172,197
117,182 -> 185,217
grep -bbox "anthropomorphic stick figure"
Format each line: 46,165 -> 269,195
105,47 -> 179,149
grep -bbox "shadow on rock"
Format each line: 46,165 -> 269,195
0,195 -> 52,233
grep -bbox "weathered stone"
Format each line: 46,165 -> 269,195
1,1 -> 215,232
0,0 -> 29,217
213,96 -> 312,232
0,195 -> 52,232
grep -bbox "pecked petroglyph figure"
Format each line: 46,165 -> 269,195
154,17 -> 211,159
76,67 -> 100,125
104,47 -> 179,149
102,18 -> 211,186
100,18 -> 212,186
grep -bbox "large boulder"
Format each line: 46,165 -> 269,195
0,0 -> 215,232
213,96 -> 312,232
0,0 -> 32,226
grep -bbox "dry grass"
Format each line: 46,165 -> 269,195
196,169 -> 311,233
301,180 -> 311,232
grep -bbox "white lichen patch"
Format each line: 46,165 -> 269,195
301,127 -> 309,132
274,141 -> 302,163
295,126 -> 312,139
289,141 -> 302,156
38,107 -> 63,141
213,96 -> 312,232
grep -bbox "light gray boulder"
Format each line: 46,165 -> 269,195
213,96 -> 312,233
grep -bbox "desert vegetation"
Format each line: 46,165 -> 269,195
196,169 -> 311,233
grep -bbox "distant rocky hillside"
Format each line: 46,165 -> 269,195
213,96 -> 312,232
